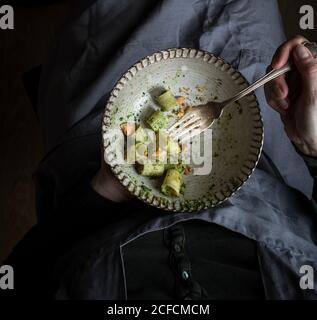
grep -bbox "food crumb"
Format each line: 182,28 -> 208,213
120,122 -> 135,136
185,105 -> 193,113
176,96 -> 186,106
177,107 -> 186,118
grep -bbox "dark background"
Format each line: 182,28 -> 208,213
0,0 -> 316,263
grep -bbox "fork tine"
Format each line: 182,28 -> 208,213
167,112 -> 194,133
171,120 -> 201,141
169,116 -> 201,139
179,127 -> 204,144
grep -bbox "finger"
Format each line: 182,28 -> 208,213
265,75 -> 289,100
271,35 -> 308,69
293,44 -> 317,84
264,77 -> 289,114
266,96 -> 288,115
286,69 -> 302,100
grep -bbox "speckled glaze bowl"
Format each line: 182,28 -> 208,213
102,48 -> 263,212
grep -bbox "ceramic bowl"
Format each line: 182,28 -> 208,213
102,48 -> 263,212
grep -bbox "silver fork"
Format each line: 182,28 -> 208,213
168,41 -> 317,143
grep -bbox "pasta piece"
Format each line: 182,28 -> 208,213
135,126 -> 149,144
135,142 -> 148,163
147,110 -> 169,131
177,107 -> 186,118
176,96 -> 186,106
167,137 -> 181,162
164,164 -> 191,175
136,163 -> 165,177
156,90 -> 178,111
149,131 -> 167,163
126,142 -> 148,163
150,147 -> 167,163
155,130 -> 168,149
161,169 -> 183,197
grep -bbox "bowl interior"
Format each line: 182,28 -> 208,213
103,49 -> 263,212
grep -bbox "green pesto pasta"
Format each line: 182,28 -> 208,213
147,110 -> 169,131
155,130 -> 168,155
165,163 -> 189,174
167,137 -> 181,162
134,126 -> 149,143
136,163 -> 165,177
135,142 -> 148,163
156,90 -> 178,111
156,130 -> 168,146
126,142 -> 148,163
161,169 -> 183,197
121,86 -> 192,198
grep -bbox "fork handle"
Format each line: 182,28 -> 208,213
221,41 -> 317,108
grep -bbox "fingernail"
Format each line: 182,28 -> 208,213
294,45 -> 310,59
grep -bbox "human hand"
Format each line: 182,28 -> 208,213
91,149 -> 133,202
264,36 -> 317,157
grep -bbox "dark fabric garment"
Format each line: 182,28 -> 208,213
294,143 -> 317,201
1,169 -> 139,299
3,174 -> 265,300
3,169 -> 264,300
124,220 -> 265,300
2,152 -> 317,300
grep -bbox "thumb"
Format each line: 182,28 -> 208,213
293,44 -> 317,84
